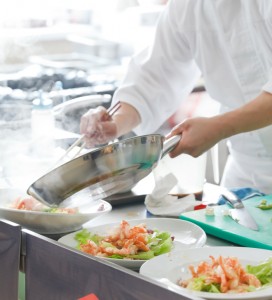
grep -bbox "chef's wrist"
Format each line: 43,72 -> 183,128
212,113 -> 238,140
112,102 -> 141,137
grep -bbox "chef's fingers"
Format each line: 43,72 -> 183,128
167,117 -> 221,158
166,122 -> 187,157
165,121 -> 185,139
84,121 -> 118,148
80,106 -> 107,137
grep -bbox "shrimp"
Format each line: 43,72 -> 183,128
10,195 -> 78,213
12,196 -> 45,211
133,234 -> 149,251
218,256 -> 240,292
78,220 -> 156,259
79,240 -> 99,255
102,239 -> 138,256
241,273 -> 261,288
128,224 -> 147,238
181,255 -> 261,294
107,220 -> 130,242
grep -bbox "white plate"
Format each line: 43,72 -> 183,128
140,247 -> 272,300
58,218 -> 207,270
0,188 -> 112,234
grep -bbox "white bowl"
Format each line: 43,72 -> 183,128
0,188 -> 112,234
58,218 -> 207,270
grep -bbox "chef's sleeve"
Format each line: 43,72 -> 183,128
112,0 -> 201,135
262,80 -> 272,94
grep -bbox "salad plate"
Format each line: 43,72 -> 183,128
140,246 -> 272,299
0,188 -> 112,234
58,218 -> 207,270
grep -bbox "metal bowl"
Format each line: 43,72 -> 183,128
27,135 -> 179,207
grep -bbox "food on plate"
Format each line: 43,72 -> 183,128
179,255 -> 272,294
74,220 -> 174,260
10,196 -> 78,214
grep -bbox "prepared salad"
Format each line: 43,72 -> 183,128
179,255 -> 272,294
10,196 -> 78,214
74,220 -> 174,260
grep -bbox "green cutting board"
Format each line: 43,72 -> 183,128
180,195 -> 272,250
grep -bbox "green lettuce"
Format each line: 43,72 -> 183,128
75,228 -> 102,248
187,276 -> 221,293
246,257 -> 272,286
149,231 -> 173,256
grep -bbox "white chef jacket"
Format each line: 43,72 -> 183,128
113,0 -> 272,193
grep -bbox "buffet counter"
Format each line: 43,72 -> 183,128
0,186 -> 235,300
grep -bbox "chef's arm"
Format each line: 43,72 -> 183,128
167,91 -> 272,158
112,102 -> 141,137
216,91 -> 272,138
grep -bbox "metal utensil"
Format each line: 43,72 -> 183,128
221,189 -> 259,231
27,134 -> 180,207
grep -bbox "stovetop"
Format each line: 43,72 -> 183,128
0,64 -> 119,106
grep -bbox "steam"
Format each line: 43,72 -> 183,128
0,126 -> 56,189
0,105 -> 90,210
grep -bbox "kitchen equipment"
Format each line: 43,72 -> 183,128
221,189 -> 258,231
0,94 -> 112,132
27,134 -> 180,207
180,195 -> 272,250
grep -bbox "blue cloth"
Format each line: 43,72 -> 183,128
217,187 -> 265,205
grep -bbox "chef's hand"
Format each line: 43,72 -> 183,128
80,102 -> 141,148
166,116 -> 224,158
80,106 -> 118,148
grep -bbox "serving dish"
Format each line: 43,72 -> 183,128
0,188 -> 112,234
58,218 -> 207,270
140,246 -> 272,300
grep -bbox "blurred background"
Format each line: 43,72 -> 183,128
0,0 -> 227,189
0,0 -> 168,130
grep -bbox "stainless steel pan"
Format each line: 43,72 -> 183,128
27,134 -> 180,207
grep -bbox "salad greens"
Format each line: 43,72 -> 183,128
186,276 -> 221,293
246,257 -> 272,287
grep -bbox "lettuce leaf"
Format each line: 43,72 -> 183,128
150,236 -> 173,256
127,250 -> 155,260
187,276 -> 221,293
75,229 -> 102,246
246,257 -> 272,286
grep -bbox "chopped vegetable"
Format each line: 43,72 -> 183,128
205,207 -> 214,216
74,220 -> 174,260
257,199 -> 272,210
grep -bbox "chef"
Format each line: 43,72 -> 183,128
80,0 -> 272,194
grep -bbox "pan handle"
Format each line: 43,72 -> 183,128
161,135 -> 181,158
